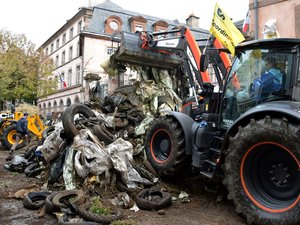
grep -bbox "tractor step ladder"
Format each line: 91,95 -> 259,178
200,135 -> 223,178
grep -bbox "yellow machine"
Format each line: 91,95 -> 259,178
0,112 -> 45,150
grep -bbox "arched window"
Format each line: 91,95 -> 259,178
152,20 -> 169,32
60,99 -> 64,112
129,16 -> 147,32
67,98 -> 71,107
53,101 -> 57,112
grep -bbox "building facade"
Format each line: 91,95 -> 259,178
37,0 -> 210,116
248,0 -> 300,39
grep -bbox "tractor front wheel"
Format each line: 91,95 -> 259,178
1,123 -> 25,150
145,116 -> 188,177
224,117 -> 300,225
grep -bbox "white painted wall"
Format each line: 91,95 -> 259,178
38,16 -> 86,115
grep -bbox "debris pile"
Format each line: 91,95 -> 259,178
5,68 -> 187,224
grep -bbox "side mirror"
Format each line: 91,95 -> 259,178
200,53 -> 209,72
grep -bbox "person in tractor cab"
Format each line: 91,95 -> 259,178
251,56 -> 283,101
6,112 -> 29,160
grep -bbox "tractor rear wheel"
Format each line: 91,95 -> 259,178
145,116 -> 188,177
1,123 -> 25,150
224,117 -> 300,225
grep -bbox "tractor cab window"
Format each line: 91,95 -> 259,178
221,49 -> 292,128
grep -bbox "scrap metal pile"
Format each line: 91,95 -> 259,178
5,67 -> 185,224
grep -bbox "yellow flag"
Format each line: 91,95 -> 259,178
210,3 -> 245,55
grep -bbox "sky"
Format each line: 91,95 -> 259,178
0,0 -> 249,48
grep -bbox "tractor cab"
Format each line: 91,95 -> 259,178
220,38 -> 300,129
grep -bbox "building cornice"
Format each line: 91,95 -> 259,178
37,84 -> 82,103
81,31 -> 115,41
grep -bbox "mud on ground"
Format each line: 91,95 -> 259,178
0,145 -> 246,225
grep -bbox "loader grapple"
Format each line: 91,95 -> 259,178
112,32 -> 183,69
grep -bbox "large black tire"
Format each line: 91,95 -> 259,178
1,123 -> 25,150
51,190 -> 85,212
145,116 -> 187,177
91,124 -> 114,145
224,116 -> 300,225
135,188 -> 172,210
62,104 -> 95,141
42,125 -> 56,141
45,192 -> 58,214
23,191 -> 51,210
24,163 -> 43,178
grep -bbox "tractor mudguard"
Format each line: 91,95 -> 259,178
227,101 -> 300,136
164,111 -> 195,155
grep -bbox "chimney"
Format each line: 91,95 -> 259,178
186,13 -> 199,28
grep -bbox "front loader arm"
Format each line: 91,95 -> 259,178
143,26 -> 211,88
110,26 -> 234,101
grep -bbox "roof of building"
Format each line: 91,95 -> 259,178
40,0 -> 246,49
94,0 -> 123,11
87,0 -> 209,39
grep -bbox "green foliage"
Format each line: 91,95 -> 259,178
0,29 -> 56,104
90,196 -> 112,215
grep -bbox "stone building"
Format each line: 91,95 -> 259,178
37,0 -> 209,116
248,0 -> 300,39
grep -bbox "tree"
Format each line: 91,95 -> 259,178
0,29 -> 56,107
